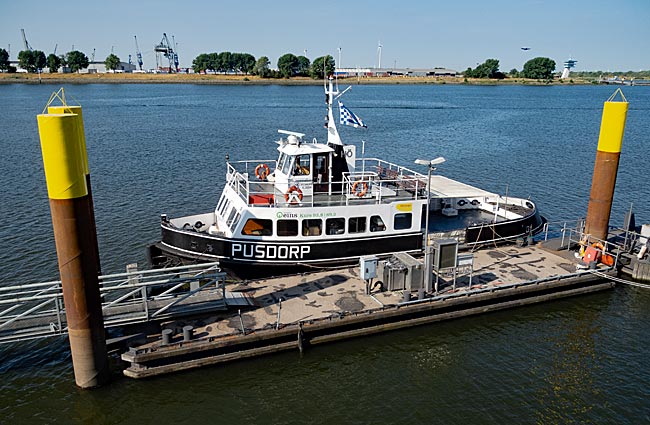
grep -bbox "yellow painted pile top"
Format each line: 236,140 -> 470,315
597,100 -> 628,153
37,113 -> 88,199
47,105 -> 89,174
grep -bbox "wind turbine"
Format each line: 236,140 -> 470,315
377,41 -> 382,69
338,46 -> 342,70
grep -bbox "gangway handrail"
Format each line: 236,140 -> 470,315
0,262 -> 228,344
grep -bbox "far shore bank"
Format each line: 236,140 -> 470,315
0,72 -> 597,86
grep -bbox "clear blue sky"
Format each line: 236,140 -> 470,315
1,0 -> 649,72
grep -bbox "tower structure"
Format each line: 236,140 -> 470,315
561,58 -> 578,79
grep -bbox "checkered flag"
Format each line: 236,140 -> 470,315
338,101 -> 367,128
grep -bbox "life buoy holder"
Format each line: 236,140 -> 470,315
352,181 -> 368,197
284,185 -> 303,204
457,199 -> 467,207
255,163 -> 270,180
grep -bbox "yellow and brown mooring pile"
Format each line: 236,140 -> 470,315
585,89 -> 629,242
37,90 -> 108,388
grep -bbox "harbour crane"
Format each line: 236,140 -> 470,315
134,35 -> 143,70
154,33 -> 176,72
20,29 -> 33,51
172,35 -> 179,72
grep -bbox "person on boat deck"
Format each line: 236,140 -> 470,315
293,155 -> 310,176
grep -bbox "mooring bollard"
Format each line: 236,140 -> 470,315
402,291 -> 410,303
183,325 -> 194,342
162,329 -> 173,345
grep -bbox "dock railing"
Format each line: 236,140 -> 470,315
539,218 -> 643,269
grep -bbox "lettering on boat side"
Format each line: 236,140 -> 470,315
231,243 -> 311,259
276,212 -> 298,219
276,211 -> 337,219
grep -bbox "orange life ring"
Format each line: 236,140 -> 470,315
284,185 -> 303,204
352,181 -> 368,197
255,163 -> 270,180
591,242 -> 605,252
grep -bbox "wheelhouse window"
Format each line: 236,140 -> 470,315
348,217 -> 366,233
394,213 -> 412,230
293,155 -> 311,176
241,218 -> 273,236
370,215 -> 386,232
302,219 -> 322,236
277,153 -> 287,173
277,219 -> 298,237
326,218 -> 345,235
282,157 -> 293,175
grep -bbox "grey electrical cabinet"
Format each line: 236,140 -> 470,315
359,256 -> 378,280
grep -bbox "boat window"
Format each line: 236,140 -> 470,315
277,153 -> 286,172
216,195 -> 227,215
293,155 -> 311,176
326,218 -> 345,235
302,219 -> 322,236
370,215 -> 386,232
394,213 -> 412,230
228,210 -> 241,232
348,217 -> 366,233
241,218 -> 273,236
277,219 -> 298,237
218,198 -> 230,217
282,156 -> 293,175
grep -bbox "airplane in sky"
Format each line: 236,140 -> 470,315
521,47 -> 531,51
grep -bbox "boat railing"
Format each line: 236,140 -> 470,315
226,160 -> 277,204
357,157 -> 426,180
481,196 -> 536,220
227,157 -> 435,207
227,159 -> 278,177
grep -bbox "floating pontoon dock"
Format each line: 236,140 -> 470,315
121,243 -> 616,379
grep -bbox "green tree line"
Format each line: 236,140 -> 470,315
465,57 -> 558,80
2,48 -> 91,73
192,51 -> 334,79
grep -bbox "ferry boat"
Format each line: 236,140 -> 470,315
149,79 -> 544,267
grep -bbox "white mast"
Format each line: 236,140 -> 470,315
325,77 -> 343,146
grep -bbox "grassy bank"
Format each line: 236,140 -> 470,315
0,72 -> 595,86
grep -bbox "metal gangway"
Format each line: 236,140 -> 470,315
0,262 -> 231,344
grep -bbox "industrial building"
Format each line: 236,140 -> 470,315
335,67 -> 457,78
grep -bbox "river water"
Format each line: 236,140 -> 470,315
0,83 -> 649,424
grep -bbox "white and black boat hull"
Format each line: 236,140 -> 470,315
149,208 -> 545,267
